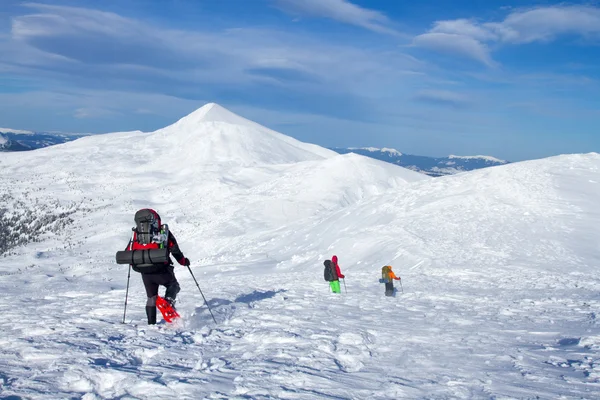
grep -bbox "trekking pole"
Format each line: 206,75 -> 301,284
122,264 -> 132,324
342,278 -> 347,294
187,265 -> 217,324
121,231 -> 135,324
399,279 -> 404,294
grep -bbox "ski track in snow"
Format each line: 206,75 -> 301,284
1,105 -> 600,399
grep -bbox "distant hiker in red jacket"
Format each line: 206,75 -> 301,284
127,209 -> 190,325
330,255 -> 345,293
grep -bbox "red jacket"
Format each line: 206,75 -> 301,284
332,255 -> 344,279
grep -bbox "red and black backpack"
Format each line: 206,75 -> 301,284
131,208 -> 165,250
115,209 -> 173,271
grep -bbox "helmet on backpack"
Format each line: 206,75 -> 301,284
134,209 -> 162,245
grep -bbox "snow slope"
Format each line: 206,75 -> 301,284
0,104 -> 599,399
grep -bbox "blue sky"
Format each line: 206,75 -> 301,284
0,0 -> 599,160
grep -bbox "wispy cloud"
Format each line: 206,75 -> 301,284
414,5 -> 600,66
74,106 -> 118,119
430,19 -> 498,42
413,89 -> 471,108
273,0 -> 399,35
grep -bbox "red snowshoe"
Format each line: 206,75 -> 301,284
156,295 -> 180,323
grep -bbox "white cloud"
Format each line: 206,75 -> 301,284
412,33 -> 496,67
414,5 -> 600,66
488,6 -> 600,44
273,0 -> 398,35
431,19 -> 498,42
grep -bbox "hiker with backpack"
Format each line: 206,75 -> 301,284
119,209 -> 190,325
381,265 -> 401,297
323,255 -> 345,293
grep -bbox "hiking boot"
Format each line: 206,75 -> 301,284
165,297 -> 176,309
146,306 -> 157,325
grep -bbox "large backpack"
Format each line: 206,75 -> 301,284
133,209 -> 167,247
381,266 -> 392,283
115,209 -> 171,272
324,260 -> 334,282
130,209 -> 170,272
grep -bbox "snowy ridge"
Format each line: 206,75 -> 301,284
0,103 -> 599,399
0,132 -> 31,151
0,127 -> 35,134
380,147 -> 402,156
0,130 -> 89,151
334,147 -> 509,176
349,146 -> 403,156
448,154 -> 507,163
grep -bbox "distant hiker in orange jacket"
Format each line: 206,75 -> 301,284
381,265 -> 400,297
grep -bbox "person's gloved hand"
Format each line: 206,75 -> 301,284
339,274 -> 345,279
179,257 -> 191,266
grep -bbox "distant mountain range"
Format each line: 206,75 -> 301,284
331,147 -> 509,176
0,127 -> 507,176
0,128 -> 88,152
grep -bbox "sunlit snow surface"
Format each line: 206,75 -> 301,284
1,104 -> 599,399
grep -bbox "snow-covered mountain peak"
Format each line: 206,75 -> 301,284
152,102 -> 336,166
160,103 -> 263,133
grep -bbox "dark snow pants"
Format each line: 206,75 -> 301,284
142,268 -> 180,307
385,282 -> 395,297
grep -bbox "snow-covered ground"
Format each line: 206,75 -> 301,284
0,103 -> 599,399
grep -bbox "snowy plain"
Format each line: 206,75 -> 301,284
0,103 -> 599,399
